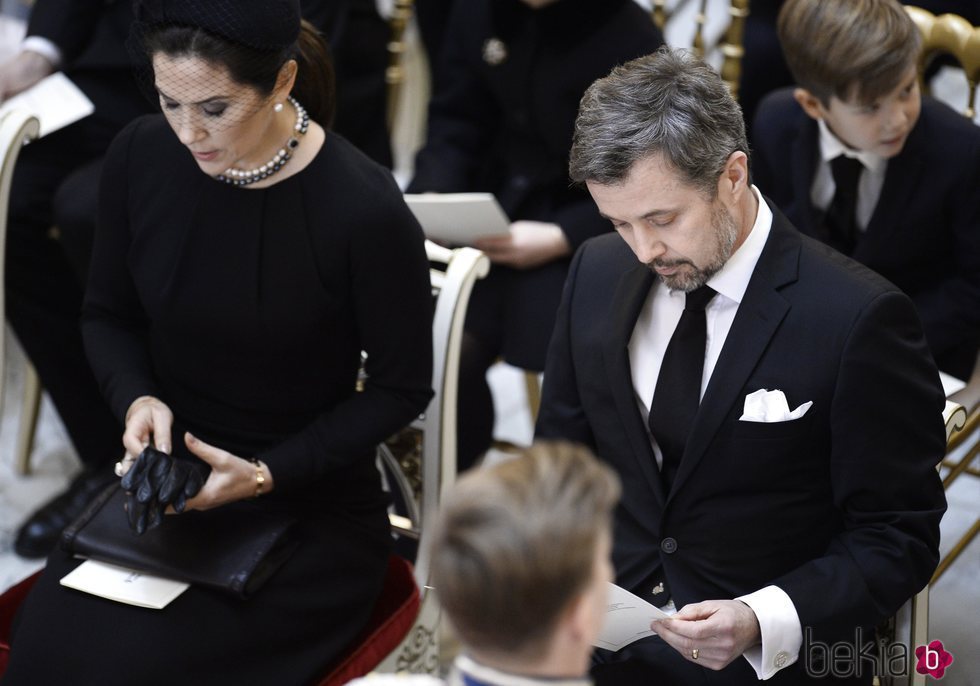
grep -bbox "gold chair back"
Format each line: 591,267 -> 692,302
651,0 -> 750,99
385,0 -> 416,131
905,5 -> 980,118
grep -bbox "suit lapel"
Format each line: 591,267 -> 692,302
602,264 -> 668,507
791,118 -> 820,235
667,206 -> 800,498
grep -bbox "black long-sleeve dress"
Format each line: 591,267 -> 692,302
4,115 -> 434,685
407,0 -> 663,369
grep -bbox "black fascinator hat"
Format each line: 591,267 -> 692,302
130,0 -> 334,129
134,0 -> 302,51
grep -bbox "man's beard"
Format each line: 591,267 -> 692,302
653,205 -> 738,292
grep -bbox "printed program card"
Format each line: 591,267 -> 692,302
61,560 -> 188,609
595,582 -> 672,652
404,193 -> 510,245
0,72 -> 94,138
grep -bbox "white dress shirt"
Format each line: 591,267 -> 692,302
810,119 -> 887,231
21,36 -> 61,68
628,186 -> 802,679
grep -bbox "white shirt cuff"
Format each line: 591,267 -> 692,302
21,36 -> 61,68
737,585 -> 802,680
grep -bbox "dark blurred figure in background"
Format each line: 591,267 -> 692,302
319,0 -> 393,168
407,0 -> 663,471
414,0 -> 455,83
0,0 -> 153,559
738,0 -> 792,144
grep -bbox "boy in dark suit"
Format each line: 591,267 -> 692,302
752,0 -> 980,380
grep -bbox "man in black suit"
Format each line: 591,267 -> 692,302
537,47 -> 946,684
752,0 -> 980,381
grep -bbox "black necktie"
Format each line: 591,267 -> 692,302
823,155 -> 864,255
648,285 -> 716,488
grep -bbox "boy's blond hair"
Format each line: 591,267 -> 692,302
778,0 -> 920,106
429,441 -> 620,659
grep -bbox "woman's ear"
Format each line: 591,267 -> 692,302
274,59 -> 299,101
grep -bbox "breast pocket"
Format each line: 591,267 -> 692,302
732,409 -> 817,441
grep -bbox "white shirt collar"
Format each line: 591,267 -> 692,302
453,655 -> 592,686
700,184 -> 771,306
817,118 -> 886,175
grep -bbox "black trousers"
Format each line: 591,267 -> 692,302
4,84 -> 132,469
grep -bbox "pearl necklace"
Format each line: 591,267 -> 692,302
216,95 -> 310,186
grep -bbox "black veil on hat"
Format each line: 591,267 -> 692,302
129,0 -> 304,113
131,0 -> 314,185
134,0 -> 302,51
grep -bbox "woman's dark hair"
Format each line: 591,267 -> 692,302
143,19 -> 335,128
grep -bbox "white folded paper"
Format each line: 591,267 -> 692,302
594,583 -> 672,652
0,72 -> 94,138
403,192 -> 510,245
60,559 -> 188,609
739,388 -> 812,422
939,371 -> 965,397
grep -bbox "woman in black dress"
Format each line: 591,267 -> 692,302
406,0 -> 663,470
3,1 -> 433,684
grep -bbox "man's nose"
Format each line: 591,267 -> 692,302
635,229 -> 667,264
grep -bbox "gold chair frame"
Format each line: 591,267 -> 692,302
385,0 -> 416,132
905,5 -> 980,117
931,354 -> 980,586
651,0 -> 751,98
0,110 -> 41,475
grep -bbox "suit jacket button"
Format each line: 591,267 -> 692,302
660,537 -> 677,554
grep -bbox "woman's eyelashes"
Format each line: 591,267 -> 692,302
160,98 -> 227,118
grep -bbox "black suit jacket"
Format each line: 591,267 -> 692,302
537,203 -> 946,683
25,0 -> 150,128
752,89 -> 980,379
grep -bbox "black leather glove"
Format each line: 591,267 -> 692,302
121,447 -> 166,534
121,447 -> 206,534
159,456 -> 206,514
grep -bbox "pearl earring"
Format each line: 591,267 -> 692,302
273,102 -> 284,113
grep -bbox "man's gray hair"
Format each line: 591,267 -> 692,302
569,46 -> 749,195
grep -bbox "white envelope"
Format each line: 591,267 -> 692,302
739,388 -> 812,422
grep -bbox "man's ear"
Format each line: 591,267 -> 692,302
564,591 -> 590,644
793,87 -> 827,121
718,150 -> 750,200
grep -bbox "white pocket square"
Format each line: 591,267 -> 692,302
739,389 -> 812,423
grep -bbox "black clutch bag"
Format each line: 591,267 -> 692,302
61,484 -> 299,599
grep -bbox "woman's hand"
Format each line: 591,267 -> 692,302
122,396 -> 174,466
0,50 -> 54,102
472,220 -> 571,270
181,432 -> 275,511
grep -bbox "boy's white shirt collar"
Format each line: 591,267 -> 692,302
817,118 -> 886,175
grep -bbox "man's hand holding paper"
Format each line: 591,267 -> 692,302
651,599 -> 762,670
